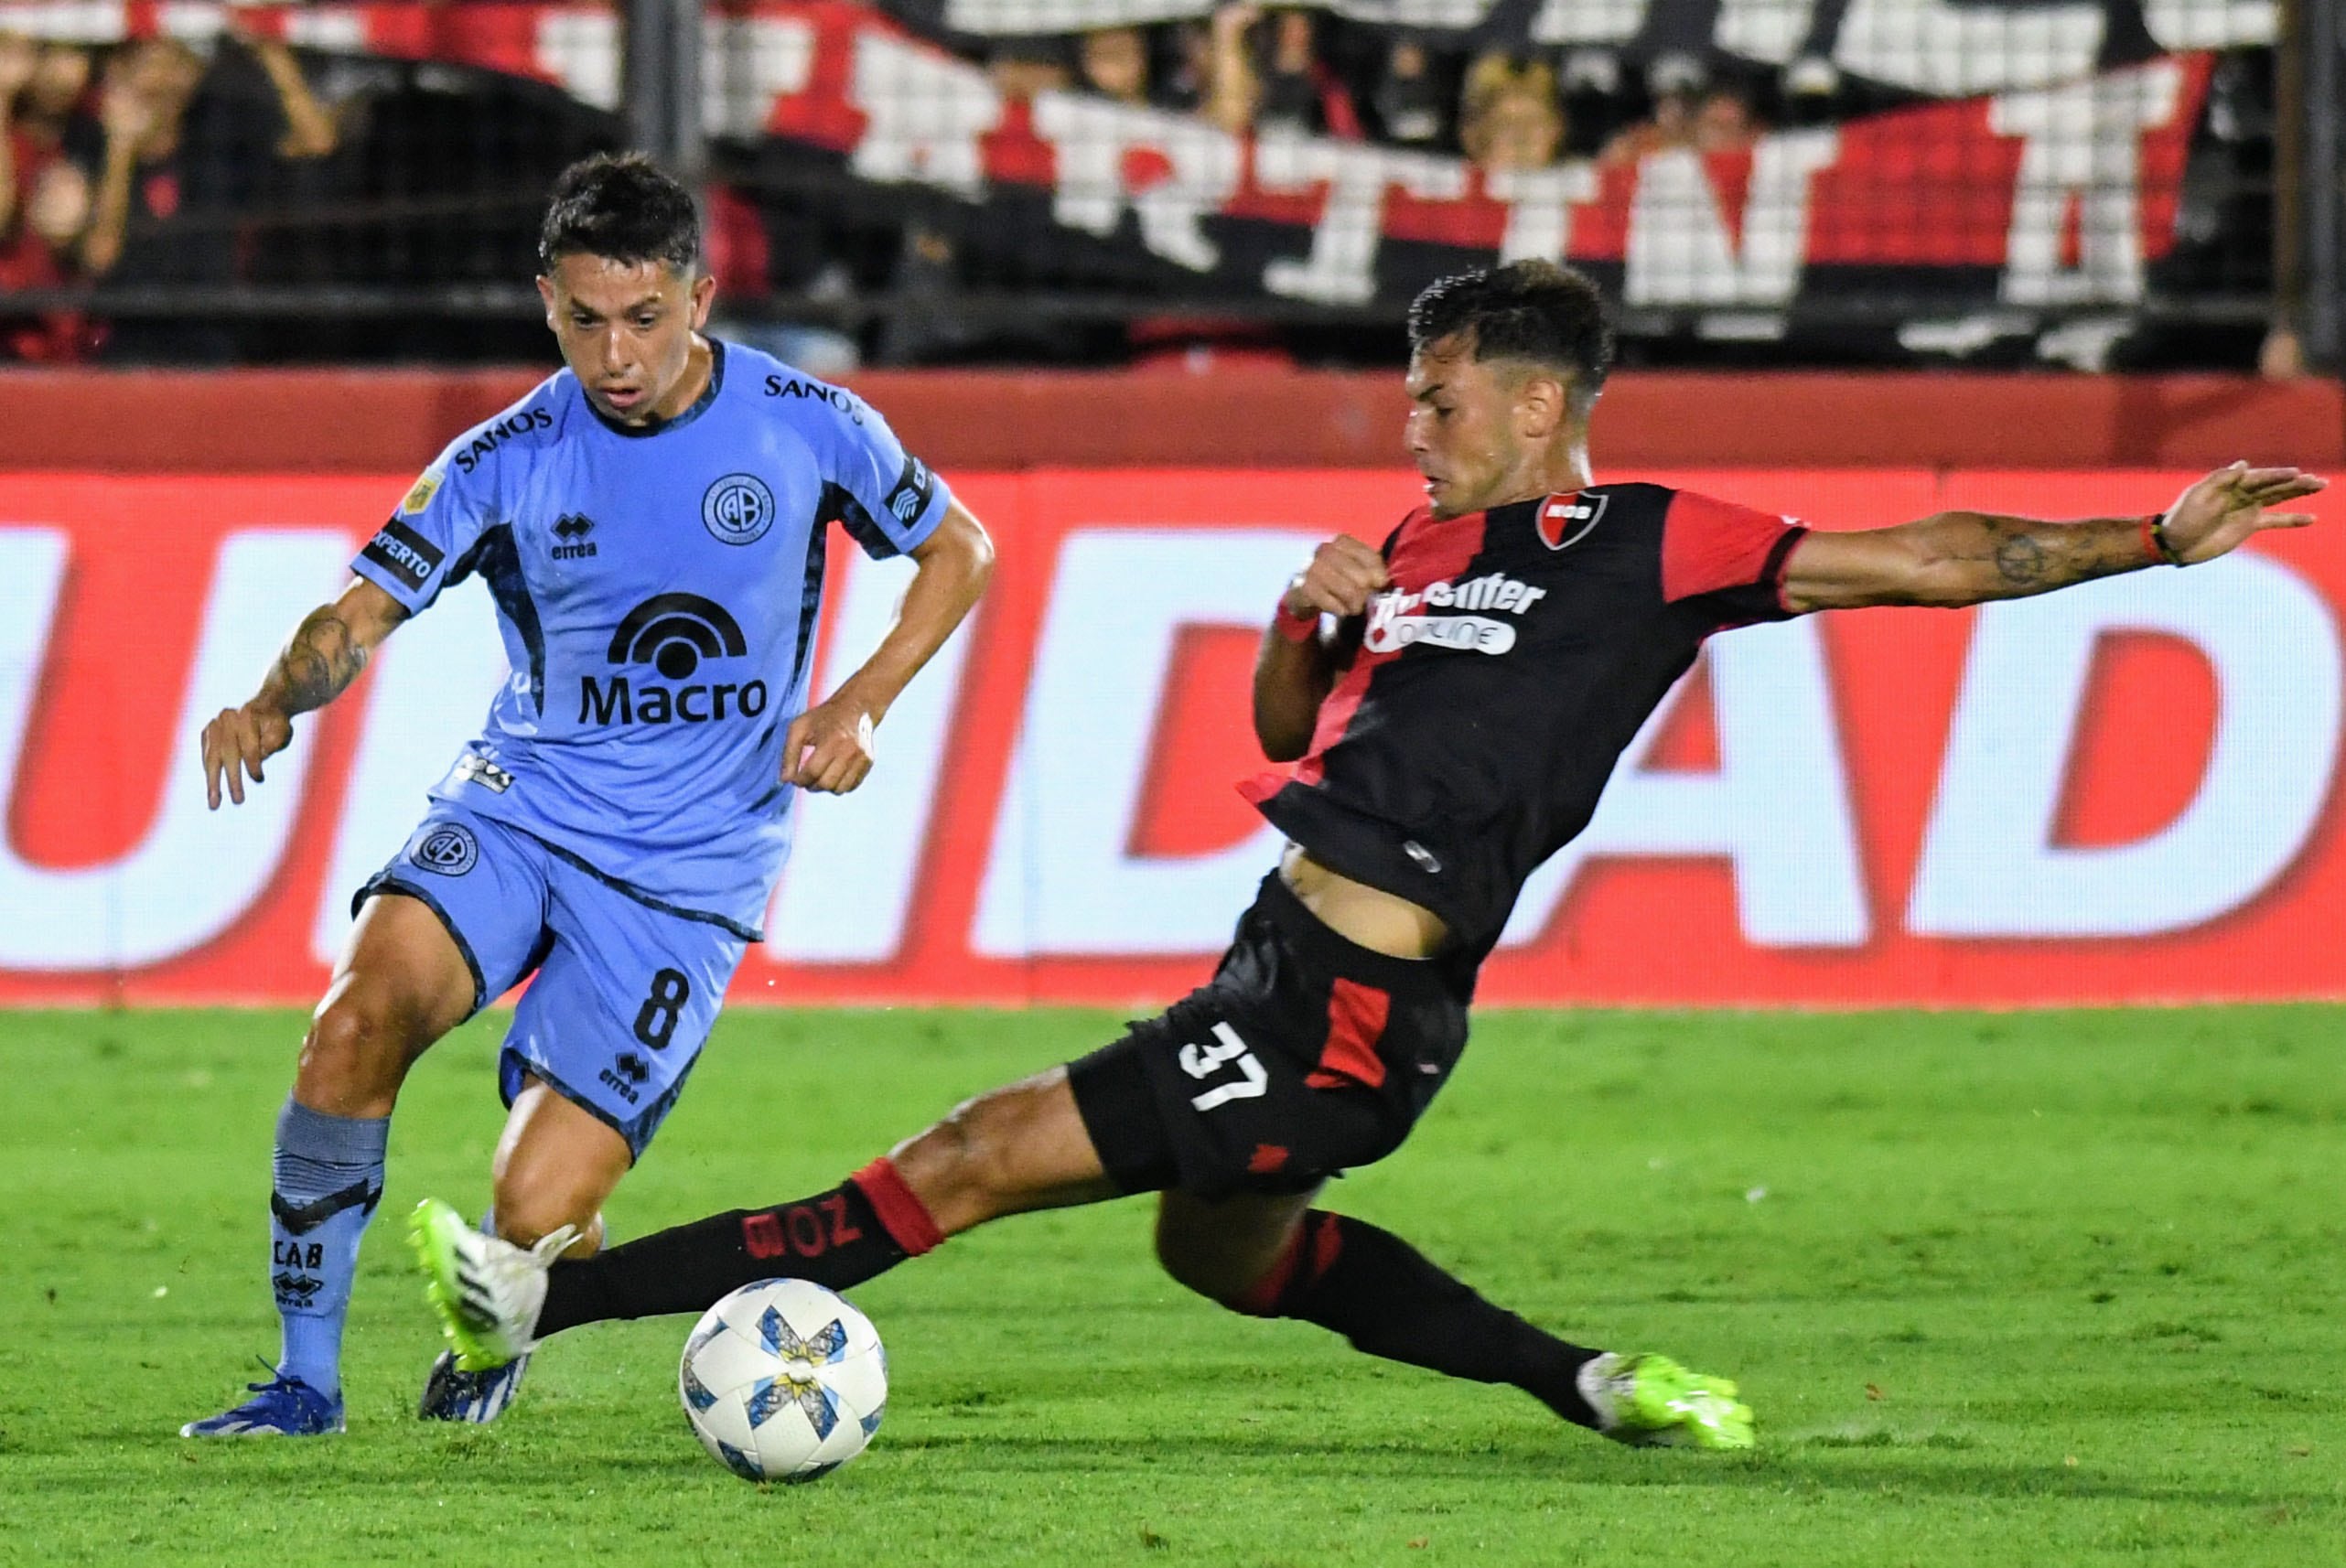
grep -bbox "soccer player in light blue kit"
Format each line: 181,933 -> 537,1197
184,154 -> 994,1435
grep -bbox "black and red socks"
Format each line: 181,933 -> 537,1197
1231,1209 -> 1604,1427
533,1158 -> 943,1337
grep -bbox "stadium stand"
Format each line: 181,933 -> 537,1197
0,0 -> 2324,371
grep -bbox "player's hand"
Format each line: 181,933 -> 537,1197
200,700 -> 293,810
2158,460 -> 2326,564
1282,535 -> 1389,621
782,695 -> 877,795
1211,2 -> 1264,38
0,35 -> 39,101
98,75 -> 156,145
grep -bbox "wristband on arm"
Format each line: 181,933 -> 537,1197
1275,578 -> 1320,642
2141,512 -> 2186,566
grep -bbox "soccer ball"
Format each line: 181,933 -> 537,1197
679,1279 -> 888,1483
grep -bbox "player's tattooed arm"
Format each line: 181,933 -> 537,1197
1256,534 -> 1386,761
1781,462 -> 2326,614
266,604 -> 372,714
201,578 -> 410,809
1951,513 -> 2150,594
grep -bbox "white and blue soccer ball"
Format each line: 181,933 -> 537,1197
679,1279 -> 888,1483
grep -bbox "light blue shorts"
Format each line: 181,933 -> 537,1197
355,802 -> 749,1158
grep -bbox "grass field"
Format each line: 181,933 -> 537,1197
4,1004 -> 2343,1566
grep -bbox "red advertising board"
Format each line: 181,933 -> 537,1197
0,467 -> 2339,1007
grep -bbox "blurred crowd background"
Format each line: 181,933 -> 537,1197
0,0 -> 2319,373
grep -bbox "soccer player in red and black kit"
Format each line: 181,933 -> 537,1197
414,261 -> 2326,1450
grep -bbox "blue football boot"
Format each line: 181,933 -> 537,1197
418,1348 -> 533,1423
181,1368 -> 345,1437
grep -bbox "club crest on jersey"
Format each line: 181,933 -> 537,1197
1537,490 -> 1607,551
410,823 -> 479,876
703,474 -> 777,546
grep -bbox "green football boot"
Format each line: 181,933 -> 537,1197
1580,1351 -> 1755,1450
408,1197 -> 575,1373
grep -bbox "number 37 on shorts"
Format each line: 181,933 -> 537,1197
1179,1022 -> 1268,1112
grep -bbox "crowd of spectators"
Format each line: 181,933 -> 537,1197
0,23 -> 339,361
858,16 -> 1792,368
0,4 -> 2281,372
977,11 -> 1796,174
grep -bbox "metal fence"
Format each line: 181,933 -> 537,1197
0,0 -> 2328,371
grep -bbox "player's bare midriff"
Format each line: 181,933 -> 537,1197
1277,844 -> 1449,960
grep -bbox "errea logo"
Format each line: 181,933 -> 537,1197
550,513 -> 597,560
578,593 -> 769,725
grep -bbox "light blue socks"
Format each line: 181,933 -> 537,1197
268,1098 -> 389,1397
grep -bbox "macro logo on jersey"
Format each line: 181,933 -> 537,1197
550,513 -> 598,561
1537,490 -> 1608,551
410,823 -> 479,876
703,474 -> 777,546
883,455 -> 934,524
360,518 -> 445,594
1364,573 -> 1550,655
582,593 -> 770,726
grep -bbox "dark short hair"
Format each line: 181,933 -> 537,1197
538,153 -> 701,274
1407,261 -> 1613,414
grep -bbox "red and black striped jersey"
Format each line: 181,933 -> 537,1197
1243,482 -> 1808,981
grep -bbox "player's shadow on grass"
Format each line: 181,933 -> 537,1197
88,1433 -> 2316,1513
881,1431 -> 2311,1508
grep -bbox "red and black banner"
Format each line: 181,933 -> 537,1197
0,2 -> 2237,322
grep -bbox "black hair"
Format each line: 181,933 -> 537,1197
1406,260 -> 1613,416
538,153 -> 701,274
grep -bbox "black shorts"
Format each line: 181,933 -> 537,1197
1066,872 -> 1471,1200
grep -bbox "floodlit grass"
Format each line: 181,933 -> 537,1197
4,1004 -> 2342,1565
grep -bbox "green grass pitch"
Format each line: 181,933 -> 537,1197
5,1004 -> 2343,1566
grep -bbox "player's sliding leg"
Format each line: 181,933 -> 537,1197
184,895 -> 475,1438
1155,1190 -> 1752,1450
413,1066 -> 1119,1365
414,1042 -> 1749,1448
417,1079 -> 626,1423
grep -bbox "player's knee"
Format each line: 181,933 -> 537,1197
932,1095 -> 1012,1199
899,1090 -> 1023,1218
1153,1219 -> 1266,1308
1153,1234 -> 1225,1300
490,1177 -> 605,1258
298,987 -> 419,1098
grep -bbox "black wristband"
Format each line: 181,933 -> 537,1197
2142,513 -> 2186,566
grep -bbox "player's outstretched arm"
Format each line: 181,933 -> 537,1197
1780,461 -> 2327,614
1255,533 -> 1387,762
784,499 -> 994,795
200,576 -> 408,809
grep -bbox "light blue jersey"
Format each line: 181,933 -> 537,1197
350,341 -> 951,936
